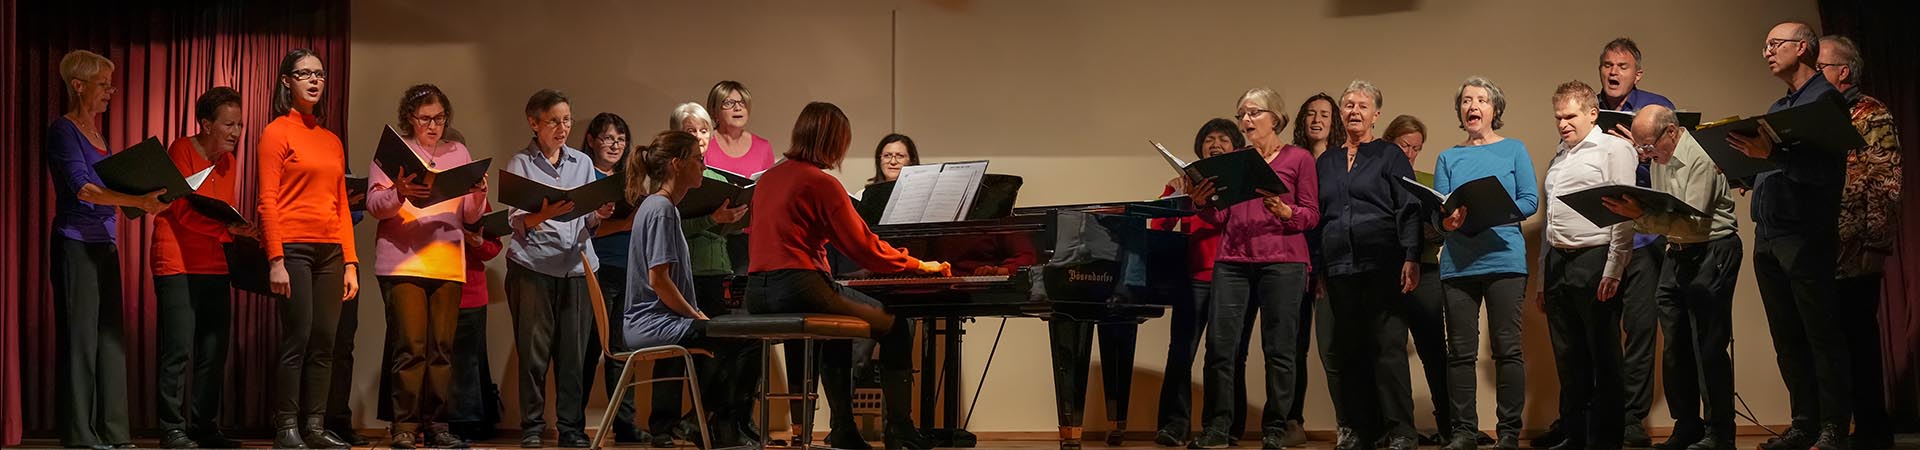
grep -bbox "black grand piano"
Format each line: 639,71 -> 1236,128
726,175 -> 1193,449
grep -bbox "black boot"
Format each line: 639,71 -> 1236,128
300,418 -> 349,449
880,369 -> 932,450
273,417 -> 309,449
159,429 -> 199,449
1758,426 -> 1817,450
1812,424 -> 1850,450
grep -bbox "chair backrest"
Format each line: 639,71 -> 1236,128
580,251 -> 620,359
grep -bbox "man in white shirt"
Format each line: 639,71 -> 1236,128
1601,105 -> 1742,450
1537,80 -> 1637,450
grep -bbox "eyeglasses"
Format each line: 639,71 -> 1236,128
719,99 -> 748,111
540,117 -> 574,129
410,114 -> 447,126
1816,62 -> 1849,71
880,153 -> 911,162
289,69 -> 327,81
1235,109 -> 1270,120
594,135 -> 628,146
1633,126 -> 1677,154
1764,38 -> 1804,53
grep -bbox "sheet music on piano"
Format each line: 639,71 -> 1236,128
879,160 -> 989,225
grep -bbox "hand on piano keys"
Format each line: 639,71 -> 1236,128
916,260 -> 953,276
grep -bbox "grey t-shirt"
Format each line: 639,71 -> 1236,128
622,194 -> 700,350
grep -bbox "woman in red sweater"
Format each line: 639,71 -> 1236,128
745,102 -> 946,450
256,48 -> 358,450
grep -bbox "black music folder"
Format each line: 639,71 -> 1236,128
1555,184 -> 1707,228
224,236 -> 278,297
465,209 -> 512,240
1597,110 -> 1704,133
371,125 -> 490,209
497,170 -> 625,222
1154,141 -> 1287,208
1399,175 -> 1524,236
678,168 -> 757,219
92,137 -> 189,219
183,194 -> 247,226
346,175 -> 369,211
1693,98 -> 1866,181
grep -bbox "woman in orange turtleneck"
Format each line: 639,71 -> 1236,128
254,48 -> 359,450
744,102 -> 946,450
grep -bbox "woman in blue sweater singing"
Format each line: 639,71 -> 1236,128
1432,76 -> 1539,450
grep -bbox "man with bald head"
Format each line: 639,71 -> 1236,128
1602,105 -> 1740,450
1726,21 -> 1852,450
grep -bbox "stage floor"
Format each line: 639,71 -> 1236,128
11,433 -> 1920,450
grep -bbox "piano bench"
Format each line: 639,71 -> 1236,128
706,313 -> 870,449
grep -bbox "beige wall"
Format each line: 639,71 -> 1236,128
342,0 -> 1821,434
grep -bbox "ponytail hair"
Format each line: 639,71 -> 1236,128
624,130 -> 704,204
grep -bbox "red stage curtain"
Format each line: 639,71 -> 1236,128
3,0 -> 350,443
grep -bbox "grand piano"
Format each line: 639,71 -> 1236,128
726,175 -> 1193,449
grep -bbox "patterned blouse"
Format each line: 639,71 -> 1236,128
1836,90 -> 1902,279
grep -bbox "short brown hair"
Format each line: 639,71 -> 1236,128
194,86 -> 242,123
784,102 -> 853,169
397,84 -> 453,138
1552,80 -> 1601,112
524,89 -> 568,118
1383,115 -> 1427,143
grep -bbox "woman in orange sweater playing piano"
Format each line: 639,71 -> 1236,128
746,102 -> 945,450
256,48 -> 359,450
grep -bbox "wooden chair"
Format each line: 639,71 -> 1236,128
581,252 -> 713,449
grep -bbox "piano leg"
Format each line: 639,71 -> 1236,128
1048,319 -> 1095,450
1097,322 -> 1140,445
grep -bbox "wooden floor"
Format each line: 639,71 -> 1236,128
12,434 -> 1919,450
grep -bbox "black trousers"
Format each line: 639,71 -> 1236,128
505,262 -> 596,436
1620,240 -> 1663,428
651,274 -> 763,433
50,236 -> 132,446
746,270 -> 916,431
1441,273 -> 1527,439
1405,263 -> 1451,432
781,334 -> 877,428
1753,233 -> 1852,429
1155,281 -> 1254,437
588,265 -> 639,434
1326,269 -> 1417,439
155,274 -> 232,432
1657,235 -> 1742,434
1295,285 -> 1342,429
277,243 -> 345,426
447,306 -> 494,425
381,276 -> 462,430
668,319 -> 764,427
324,297 -> 361,431
1543,246 -> 1625,446
1201,262 -> 1306,435
1837,274 -> 1889,436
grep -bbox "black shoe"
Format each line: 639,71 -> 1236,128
113,445 -> 138,449
390,431 -> 418,450
188,431 -> 241,449
651,429 -> 678,448
1282,421 -> 1308,447
1812,424 -> 1849,450
1421,433 -> 1449,446
1445,434 -> 1480,450
160,429 -> 199,449
1758,427 -> 1817,450
883,421 -> 932,450
274,426 -> 309,449
1389,436 -> 1419,450
300,419 -> 349,449
828,427 -> 874,450
519,433 -> 543,449
1187,430 -> 1233,449
1481,433 -> 1499,447
1534,421 -> 1568,449
1685,429 -> 1732,450
1625,424 -> 1653,448
1551,440 -> 1588,450
1497,434 -> 1521,450
614,424 -> 647,444
1155,429 -> 1188,447
1849,433 -> 1894,450
1264,429 -> 1289,450
559,432 -> 592,448
1107,429 -> 1127,446
427,430 -> 470,449
1335,427 -> 1360,450
1658,422 -> 1706,450
329,428 -> 368,447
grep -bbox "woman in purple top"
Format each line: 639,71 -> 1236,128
703,80 -> 776,176
1185,87 -> 1321,449
45,49 -> 167,450
367,84 -> 485,449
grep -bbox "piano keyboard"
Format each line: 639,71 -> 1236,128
838,275 -> 1011,286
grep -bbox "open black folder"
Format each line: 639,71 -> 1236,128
91,137 -> 190,219
1398,175 -> 1524,236
465,209 -> 512,240
1693,98 -> 1866,182
678,167 -> 757,220
371,125 -> 490,209
1598,110 -> 1703,133
497,170 -> 624,222
1154,141 -> 1286,208
1555,184 -> 1707,228
183,194 -> 247,226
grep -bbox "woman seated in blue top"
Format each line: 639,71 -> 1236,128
619,130 -> 761,448
1432,76 -> 1540,450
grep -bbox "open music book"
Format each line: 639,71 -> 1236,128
879,160 -> 989,225
1693,98 -> 1866,182
1153,140 -> 1286,207
497,170 -> 625,222
1398,175 -> 1524,236
465,209 -> 512,239
678,167 -> 758,221
92,137 -> 189,219
371,125 -> 491,209
1555,183 -> 1707,228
